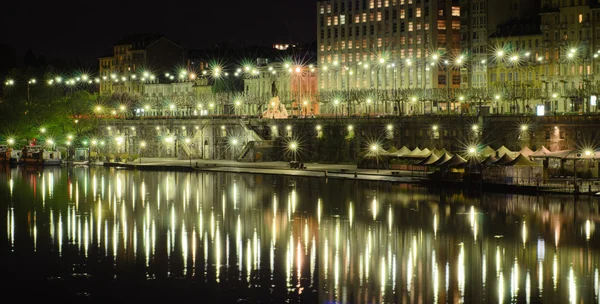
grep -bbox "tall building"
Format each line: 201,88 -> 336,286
316,0 -> 462,92
540,0 -> 599,111
99,34 -> 186,96
459,0 -> 539,88
486,20 -> 544,113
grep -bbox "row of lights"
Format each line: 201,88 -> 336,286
3,61 -> 319,87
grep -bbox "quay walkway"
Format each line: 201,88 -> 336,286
96,158 -> 600,196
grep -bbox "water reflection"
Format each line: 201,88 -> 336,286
1,166 -> 600,302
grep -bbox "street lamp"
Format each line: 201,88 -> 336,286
139,141 -> 146,164
371,144 -> 379,173
289,141 -> 298,162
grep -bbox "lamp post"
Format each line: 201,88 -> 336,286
139,141 -> 146,164
371,144 -> 379,173
289,141 -> 298,162
573,149 -> 593,193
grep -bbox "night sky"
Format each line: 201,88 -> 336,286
0,0 -> 319,67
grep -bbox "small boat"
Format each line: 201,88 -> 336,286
19,146 -> 62,166
0,145 -> 19,165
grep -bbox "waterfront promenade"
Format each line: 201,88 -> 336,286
95,157 -> 600,195
99,157 -> 422,183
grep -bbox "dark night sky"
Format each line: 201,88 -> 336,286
0,0 -> 319,68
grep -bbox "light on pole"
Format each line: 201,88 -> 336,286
139,141 -> 146,164
289,141 -> 298,162
371,144 -> 379,173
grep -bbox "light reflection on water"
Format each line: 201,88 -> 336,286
0,166 -> 600,302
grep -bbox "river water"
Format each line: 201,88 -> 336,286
0,166 -> 599,303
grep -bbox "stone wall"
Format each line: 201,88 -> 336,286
98,114 -> 600,163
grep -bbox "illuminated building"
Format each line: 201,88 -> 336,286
98,34 -> 186,96
316,0 -> 462,90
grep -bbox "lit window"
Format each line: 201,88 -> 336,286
378,38 -> 382,47
452,20 -> 460,30
355,15 -> 360,23
327,5 -> 331,13
370,0 -> 375,9
425,23 -> 430,30
400,9 -> 405,19
579,14 -> 583,23
327,17 -> 332,26
437,20 -> 446,30
362,13 -> 367,22
334,16 -> 339,25
416,8 -> 421,17
385,0 -> 389,7
340,15 -> 346,25
377,12 -> 382,21
452,6 -> 460,17
408,22 -> 413,31
320,5 -> 325,14
438,9 -> 444,17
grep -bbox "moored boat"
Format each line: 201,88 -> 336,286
0,145 -> 20,164
19,146 -> 62,166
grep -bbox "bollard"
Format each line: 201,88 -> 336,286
354,172 -> 358,178
324,170 -> 328,178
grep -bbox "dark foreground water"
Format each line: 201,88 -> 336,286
1,166 -> 600,303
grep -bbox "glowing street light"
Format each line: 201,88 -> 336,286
289,141 -> 298,162
370,144 -> 379,173
432,125 -> 439,131
40,127 -> 47,134
7,138 -> 14,145
520,124 -> 529,131
468,147 -> 477,155
472,124 -> 479,131
386,124 -> 393,131
347,125 -> 354,131
139,141 -> 147,164
585,149 -> 592,157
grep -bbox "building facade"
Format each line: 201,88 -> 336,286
243,63 -> 320,115
316,0 -> 462,91
99,34 -> 186,96
459,0 -> 539,88
540,0 -> 600,106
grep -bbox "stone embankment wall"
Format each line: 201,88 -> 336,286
99,114 -> 600,162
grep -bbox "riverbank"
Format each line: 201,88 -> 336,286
100,157 -> 424,184
96,158 -> 600,196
